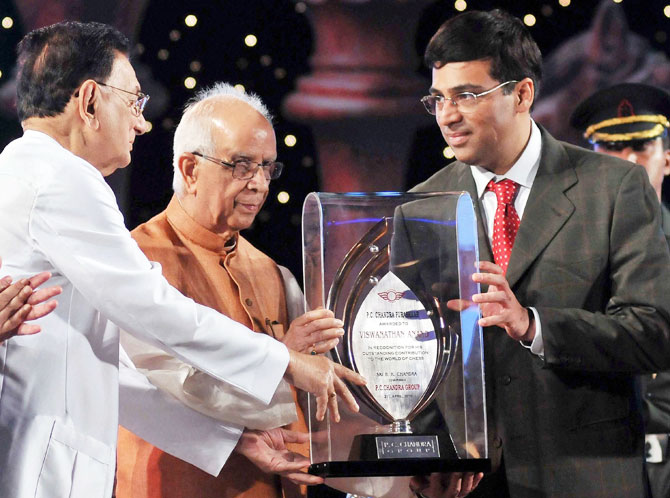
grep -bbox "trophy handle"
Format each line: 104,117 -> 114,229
327,217 -> 391,365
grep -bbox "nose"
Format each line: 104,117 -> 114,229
435,100 -> 462,127
134,112 -> 148,135
246,166 -> 270,192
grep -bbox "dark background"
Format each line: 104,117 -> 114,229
1,0 -> 669,280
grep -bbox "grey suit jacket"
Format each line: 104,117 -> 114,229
411,126 -> 670,498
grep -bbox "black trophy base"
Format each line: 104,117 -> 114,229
308,433 -> 491,477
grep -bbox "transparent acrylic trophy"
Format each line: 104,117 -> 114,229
302,192 -> 490,480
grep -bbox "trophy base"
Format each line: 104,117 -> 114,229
308,458 -> 491,478
306,433 -> 490,477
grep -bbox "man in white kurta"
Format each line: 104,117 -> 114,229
0,21 -> 360,498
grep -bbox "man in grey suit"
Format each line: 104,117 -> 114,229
410,9 -> 670,498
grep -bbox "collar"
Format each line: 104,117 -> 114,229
470,119 -> 542,198
166,195 -> 238,254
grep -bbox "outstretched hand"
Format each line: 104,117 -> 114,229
284,350 -> 366,422
235,427 -> 323,485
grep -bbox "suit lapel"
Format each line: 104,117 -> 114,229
506,129 -> 578,289
420,162 -> 494,263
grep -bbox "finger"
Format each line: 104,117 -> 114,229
304,317 -> 344,335
285,471 -> 324,486
1,304 -> 31,335
328,390 -> 340,423
0,280 -> 29,308
478,314 -> 507,328
472,272 -> 508,288
310,326 -> 344,344
458,472 -> 475,497
333,363 -> 367,386
333,375 -> 359,414
313,338 -> 339,354
27,285 -> 62,305
294,308 -> 334,327
315,394 -> 328,421
278,429 -> 310,445
477,260 -> 504,274
25,300 -> 58,321
16,323 -> 42,336
27,271 -> 52,289
443,472 -> 463,497
446,298 -> 473,312
472,291 -> 507,304
0,275 -> 12,292
472,472 -> 484,489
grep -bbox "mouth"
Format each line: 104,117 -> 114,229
237,201 -> 261,213
446,131 -> 470,147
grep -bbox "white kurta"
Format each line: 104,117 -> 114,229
0,131 -> 290,498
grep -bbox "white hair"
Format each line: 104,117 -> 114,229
171,82 -> 273,195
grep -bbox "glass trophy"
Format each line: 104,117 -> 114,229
302,192 -> 489,481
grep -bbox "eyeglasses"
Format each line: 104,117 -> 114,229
95,81 -> 150,116
192,152 -> 284,181
420,80 -> 518,115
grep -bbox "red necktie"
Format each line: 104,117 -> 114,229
486,179 -> 520,274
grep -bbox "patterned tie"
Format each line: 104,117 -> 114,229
486,179 -> 520,274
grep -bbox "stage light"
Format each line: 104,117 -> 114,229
0,70 -> 3,79
184,77 -> 196,89
612,0 -> 622,3
541,5 -> 553,16
157,49 -> 169,61
260,55 -> 272,66
665,5 -> 670,17
284,135 -> 297,147
277,192 -> 290,204
189,60 -> 202,72
145,121 -> 153,133
234,84 -> 246,92
185,15 -> 198,27
2,17 -> 13,29
558,0 -> 570,6
443,147 -> 455,159
245,34 -> 258,47
295,2 -> 307,13
524,14 -> 537,26
455,0 -> 467,12
169,30 -> 181,42
301,156 -> 314,168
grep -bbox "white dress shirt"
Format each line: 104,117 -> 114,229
0,131 -> 290,497
469,120 -> 545,355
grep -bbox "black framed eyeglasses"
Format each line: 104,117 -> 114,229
191,152 -> 284,181
420,80 -> 518,115
95,81 -> 150,116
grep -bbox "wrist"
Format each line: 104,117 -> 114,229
521,307 -> 536,343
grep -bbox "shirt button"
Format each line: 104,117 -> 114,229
245,298 -> 253,307
501,375 -> 511,385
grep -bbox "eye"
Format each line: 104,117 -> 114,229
452,92 -> 476,104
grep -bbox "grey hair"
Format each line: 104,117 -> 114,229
172,82 -> 273,195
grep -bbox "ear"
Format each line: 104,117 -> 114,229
76,80 -> 99,130
178,153 -> 199,194
515,77 -> 535,114
663,147 -> 670,177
